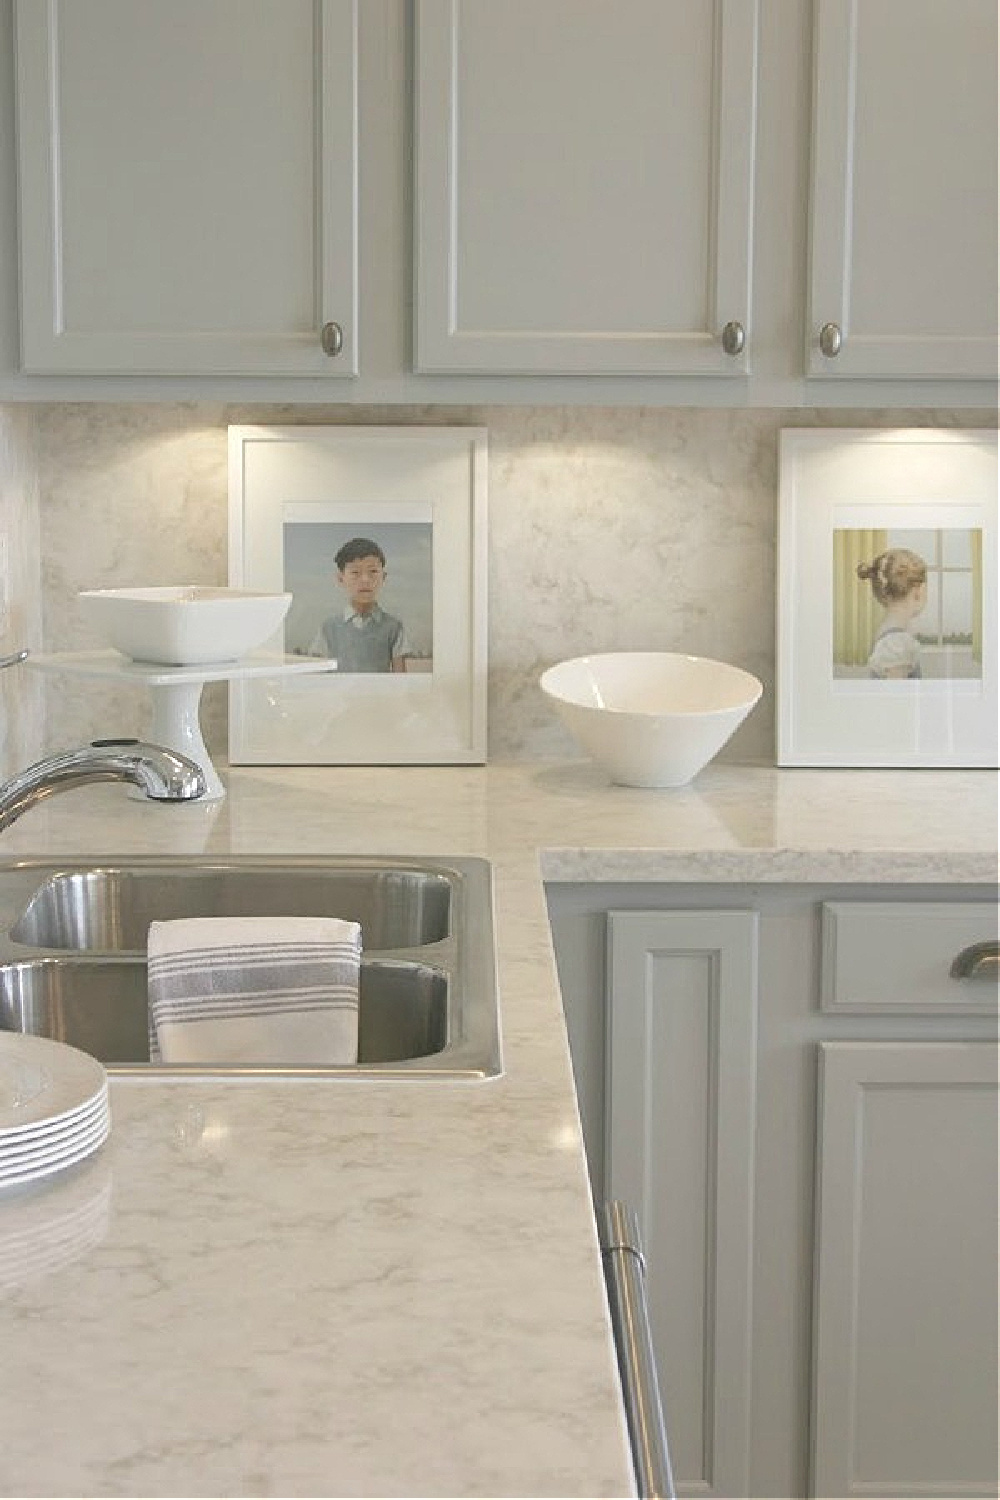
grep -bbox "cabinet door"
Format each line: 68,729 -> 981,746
606,910 -> 758,1498
415,0 -> 757,376
807,0 -> 997,379
14,0 -> 357,375
812,1042 -> 999,1498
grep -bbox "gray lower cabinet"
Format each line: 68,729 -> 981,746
812,1041 -> 998,1498
546,883 -> 999,1500
605,911 -> 759,1497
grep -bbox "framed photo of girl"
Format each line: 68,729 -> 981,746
777,428 -> 998,768
227,425 -> 487,765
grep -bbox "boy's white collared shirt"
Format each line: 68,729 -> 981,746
344,603 -> 385,629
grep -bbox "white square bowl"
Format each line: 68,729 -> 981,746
78,587 -> 292,666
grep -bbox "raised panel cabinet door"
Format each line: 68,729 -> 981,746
14,0 -> 358,375
415,0 -> 758,375
807,0 -> 998,379
606,909 -> 758,1498
811,1042 -> 999,1498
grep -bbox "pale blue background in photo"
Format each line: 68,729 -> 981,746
283,521 -> 433,656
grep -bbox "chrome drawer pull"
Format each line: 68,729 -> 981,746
0,649 -> 29,670
949,941 -> 1000,980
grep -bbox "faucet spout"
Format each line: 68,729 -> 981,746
0,739 -> 207,831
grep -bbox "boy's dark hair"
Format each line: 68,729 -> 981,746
335,536 -> 386,571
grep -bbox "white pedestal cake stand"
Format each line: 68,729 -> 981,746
27,651 -> 336,802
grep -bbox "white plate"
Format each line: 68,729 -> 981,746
0,1093 -> 109,1161
0,1113 -> 110,1189
0,1051 -> 49,1115
0,1034 -> 107,1138
0,1116 -> 109,1182
0,1111 -> 109,1181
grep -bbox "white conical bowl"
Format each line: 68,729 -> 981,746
540,651 -> 763,788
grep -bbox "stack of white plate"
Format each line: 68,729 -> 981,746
0,1033 -> 110,1192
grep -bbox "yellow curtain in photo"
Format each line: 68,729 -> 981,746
971,529 -> 982,663
833,529 -> 888,666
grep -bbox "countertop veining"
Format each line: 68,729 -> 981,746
0,760 -> 994,877
0,760 -> 995,1498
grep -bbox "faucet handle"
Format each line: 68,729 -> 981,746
0,738 -> 206,832
0,649 -> 29,670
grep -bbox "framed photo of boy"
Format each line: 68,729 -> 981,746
777,428 -> 998,768
227,425 -> 487,764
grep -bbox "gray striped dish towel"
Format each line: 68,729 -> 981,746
147,916 -> 362,1065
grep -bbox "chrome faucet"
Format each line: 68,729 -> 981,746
0,739 -> 207,831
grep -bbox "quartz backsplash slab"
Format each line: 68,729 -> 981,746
0,404 -> 42,775
2,402 -> 989,766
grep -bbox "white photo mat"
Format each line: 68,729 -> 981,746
228,425 -> 487,764
777,428 -> 998,768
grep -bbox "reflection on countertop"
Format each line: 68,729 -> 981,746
0,1150 -> 112,1291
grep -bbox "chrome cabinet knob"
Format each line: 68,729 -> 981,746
721,320 -> 745,356
320,321 -> 344,357
819,321 -> 843,357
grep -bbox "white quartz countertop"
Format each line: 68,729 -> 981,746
0,760 -> 995,1499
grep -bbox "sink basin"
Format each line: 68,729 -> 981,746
0,956 -> 449,1070
0,856 -> 499,1079
10,864 -> 452,951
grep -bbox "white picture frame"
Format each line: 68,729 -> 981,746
777,428 -> 998,768
228,425 -> 488,764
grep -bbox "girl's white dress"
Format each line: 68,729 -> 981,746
867,625 -> 921,679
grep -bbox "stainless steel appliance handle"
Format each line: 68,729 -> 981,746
598,1201 -> 676,1500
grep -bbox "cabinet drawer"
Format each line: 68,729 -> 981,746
821,902 -> 999,1015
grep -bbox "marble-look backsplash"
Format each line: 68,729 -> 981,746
0,405 -> 42,777
0,402 -> 986,769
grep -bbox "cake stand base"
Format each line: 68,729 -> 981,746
131,678 -> 226,801
26,651 -> 337,804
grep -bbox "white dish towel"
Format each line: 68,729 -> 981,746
147,916 -> 362,1065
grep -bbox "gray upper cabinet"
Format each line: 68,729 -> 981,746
807,0 -> 997,380
3,0 -> 995,398
13,0 -> 358,376
414,0 -> 758,377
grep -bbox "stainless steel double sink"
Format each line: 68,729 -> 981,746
0,857 -> 500,1079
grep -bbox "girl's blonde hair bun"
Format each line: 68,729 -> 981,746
856,547 -> 927,605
